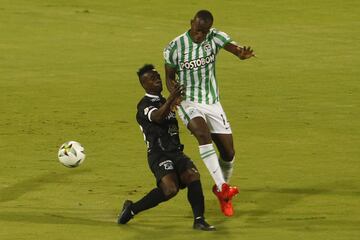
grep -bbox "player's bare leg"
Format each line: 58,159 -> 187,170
187,117 -> 238,216
211,133 -> 235,183
211,133 -> 238,216
187,117 -> 225,189
158,173 -> 180,199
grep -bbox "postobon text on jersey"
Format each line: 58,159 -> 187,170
180,54 -> 215,70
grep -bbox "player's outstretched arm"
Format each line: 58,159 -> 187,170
224,42 -> 255,60
165,64 -> 178,93
150,84 -> 183,124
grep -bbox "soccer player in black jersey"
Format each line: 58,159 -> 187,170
117,64 -> 215,231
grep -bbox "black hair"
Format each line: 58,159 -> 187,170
137,64 -> 155,83
195,10 -> 213,23
137,64 -> 155,77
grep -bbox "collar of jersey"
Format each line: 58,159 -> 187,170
145,93 -> 161,99
186,31 -> 199,45
186,30 -> 210,45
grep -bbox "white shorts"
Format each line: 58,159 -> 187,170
178,100 -> 232,134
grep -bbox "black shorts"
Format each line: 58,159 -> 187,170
147,150 -> 197,189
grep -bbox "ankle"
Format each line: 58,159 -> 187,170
194,216 -> 204,222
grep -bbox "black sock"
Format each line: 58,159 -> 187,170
187,180 -> 205,219
131,188 -> 166,214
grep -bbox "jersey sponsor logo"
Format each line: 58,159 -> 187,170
203,42 -> 212,54
150,98 -> 160,102
144,106 -> 157,121
144,107 -> 150,115
144,106 -> 156,117
166,111 -> 176,120
159,160 -> 174,170
180,54 -> 215,70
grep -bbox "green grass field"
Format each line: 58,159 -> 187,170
1,0 -> 359,239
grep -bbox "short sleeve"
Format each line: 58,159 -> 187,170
138,103 -> 158,122
212,29 -> 232,49
163,40 -> 178,68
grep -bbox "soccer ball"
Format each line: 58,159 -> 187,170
58,141 -> 85,168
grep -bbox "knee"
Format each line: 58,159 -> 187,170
221,149 -> 235,162
188,119 -> 212,144
161,184 -> 179,200
192,129 -> 212,144
181,169 -> 200,186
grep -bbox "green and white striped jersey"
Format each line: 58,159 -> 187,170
164,28 -> 232,104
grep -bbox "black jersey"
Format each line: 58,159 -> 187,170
136,93 -> 183,153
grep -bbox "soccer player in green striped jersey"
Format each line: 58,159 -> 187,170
164,10 -> 254,216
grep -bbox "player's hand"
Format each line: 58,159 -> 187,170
169,83 -> 183,99
168,83 -> 183,110
237,46 -> 255,60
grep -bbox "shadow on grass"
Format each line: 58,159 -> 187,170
238,183 -> 360,218
237,186 -> 330,217
229,182 -> 360,231
0,169 -> 90,203
0,211 -> 113,227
